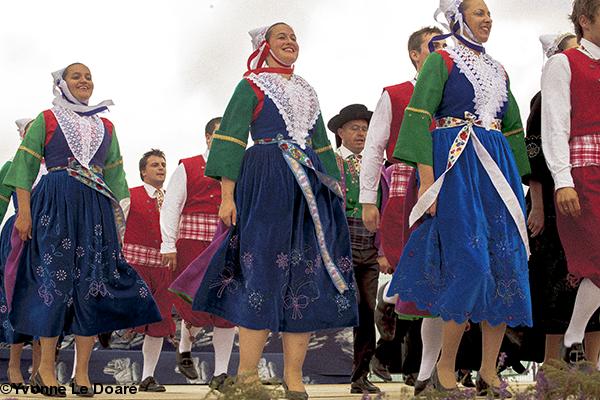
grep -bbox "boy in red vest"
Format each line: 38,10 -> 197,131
359,27 -> 447,394
121,149 -> 170,392
541,0 -> 600,364
160,117 -> 235,390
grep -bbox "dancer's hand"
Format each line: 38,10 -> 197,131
162,252 -> 177,271
362,204 -> 380,233
15,211 -> 32,241
219,197 -> 237,227
377,256 -> 394,274
556,187 -> 581,217
527,206 -> 545,237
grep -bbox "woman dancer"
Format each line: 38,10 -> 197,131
173,23 -> 358,399
387,0 -> 531,395
4,63 -> 161,395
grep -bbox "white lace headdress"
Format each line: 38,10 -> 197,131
539,33 -> 575,58
51,66 -> 114,115
15,118 -> 33,139
434,0 -> 485,52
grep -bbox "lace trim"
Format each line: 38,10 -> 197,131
51,106 -> 105,168
447,45 -> 508,130
246,73 -> 320,149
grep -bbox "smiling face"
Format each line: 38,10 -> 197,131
337,119 -> 369,154
266,23 -> 299,67
462,0 -> 493,43
63,63 -> 94,104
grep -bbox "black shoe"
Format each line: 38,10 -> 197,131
72,378 -> 95,397
282,382 -> 308,400
413,378 -> 430,396
369,356 -> 392,382
209,373 -> 229,391
561,342 -> 587,365
404,372 -> 417,386
375,285 -> 397,341
350,375 -> 381,394
476,373 -> 512,398
457,370 -> 475,387
97,332 -> 112,348
30,373 -> 67,398
430,367 -> 458,392
176,350 -> 199,380
138,376 -> 166,392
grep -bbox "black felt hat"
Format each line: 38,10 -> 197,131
327,104 -> 372,147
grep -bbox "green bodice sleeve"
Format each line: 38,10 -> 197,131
392,52 -> 449,167
205,79 -> 256,181
0,161 -> 14,222
3,113 -> 45,192
103,127 -> 130,201
502,88 -> 531,177
311,114 -> 340,180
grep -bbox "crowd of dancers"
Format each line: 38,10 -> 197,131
1,0 -> 600,398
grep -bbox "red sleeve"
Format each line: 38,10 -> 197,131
42,110 -> 57,146
437,50 -> 454,75
244,78 -> 264,122
100,117 -> 114,137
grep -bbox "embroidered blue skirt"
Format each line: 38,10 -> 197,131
0,214 -> 33,344
192,144 -> 359,332
388,126 -> 532,327
8,170 -> 161,337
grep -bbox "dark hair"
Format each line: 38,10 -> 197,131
62,62 -> 86,79
265,22 -> 291,42
205,117 -> 222,135
558,33 -> 578,52
139,149 -> 166,181
407,26 -> 444,68
571,0 -> 600,39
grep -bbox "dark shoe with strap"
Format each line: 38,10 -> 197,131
209,373 -> 229,391
476,373 -> 512,398
176,350 -> 199,380
30,373 -> 67,398
282,382 -> 308,400
350,374 -> 381,394
72,378 -> 95,397
369,356 -> 392,382
561,342 -> 587,365
413,378 -> 430,396
97,332 -> 112,348
430,367 -> 459,393
138,376 -> 166,392
457,369 -> 475,388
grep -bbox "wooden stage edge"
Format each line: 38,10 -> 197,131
3,382 -> 536,400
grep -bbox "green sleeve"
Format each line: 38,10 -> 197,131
4,113 -> 45,192
502,87 -> 531,177
103,127 -> 130,201
393,52 -> 448,167
0,161 -> 14,223
311,113 -> 341,180
205,79 -> 256,181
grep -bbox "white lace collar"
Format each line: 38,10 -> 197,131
51,106 -> 105,168
246,72 -> 320,149
446,45 -> 508,129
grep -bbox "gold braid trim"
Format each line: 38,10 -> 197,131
503,128 -> 524,137
405,107 -> 433,121
315,145 -> 332,154
0,194 -> 9,203
18,146 -> 42,161
105,159 -> 124,170
213,133 -> 247,148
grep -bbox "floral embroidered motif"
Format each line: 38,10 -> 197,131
276,253 -> 290,271
139,286 -> 148,298
94,224 -> 103,236
229,234 -> 239,250
51,106 -> 105,168
61,238 -> 72,250
0,304 -> 7,314
40,215 -> 51,227
246,73 -> 320,149
210,267 -> 240,298
495,279 -> 525,306
337,257 -> 353,273
42,253 -> 53,265
290,249 -> 303,266
248,291 -> 264,313
113,269 -> 121,280
446,45 -> 508,129
73,268 -> 81,279
334,293 -> 351,316
55,270 -> 68,281
527,142 -> 540,158
76,246 -> 85,258
281,281 -> 320,320
241,252 -> 254,269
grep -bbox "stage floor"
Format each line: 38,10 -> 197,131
3,382 -> 534,399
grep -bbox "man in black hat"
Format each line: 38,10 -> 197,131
328,104 -> 386,394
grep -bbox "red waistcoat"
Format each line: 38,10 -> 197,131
123,186 -> 161,250
383,82 -> 415,161
565,48 -> 600,137
180,155 -> 221,215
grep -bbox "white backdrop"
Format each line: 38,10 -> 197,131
0,0 -> 573,191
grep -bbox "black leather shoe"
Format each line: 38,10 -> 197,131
413,378 -> 430,396
209,373 -> 229,391
97,332 -> 112,348
350,375 -> 381,394
404,372 -> 417,386
369,356 -> 392,382
561,342 -> 586,365
30,373 -> 67,398
138,376 -> 166,392
457,370 -> 475,387
72,378 -> 94,397
476,373 -> 512,398
176,350 -> 199,380
375,285 -> 397,341
430,367 -> 458,393
282,382 -> 308,400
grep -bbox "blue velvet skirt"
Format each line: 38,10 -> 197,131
388,126 -> 532,327
9,170 -> 161,337
192,144 -> 359,332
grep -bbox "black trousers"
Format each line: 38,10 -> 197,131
351,246 -> 379,381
